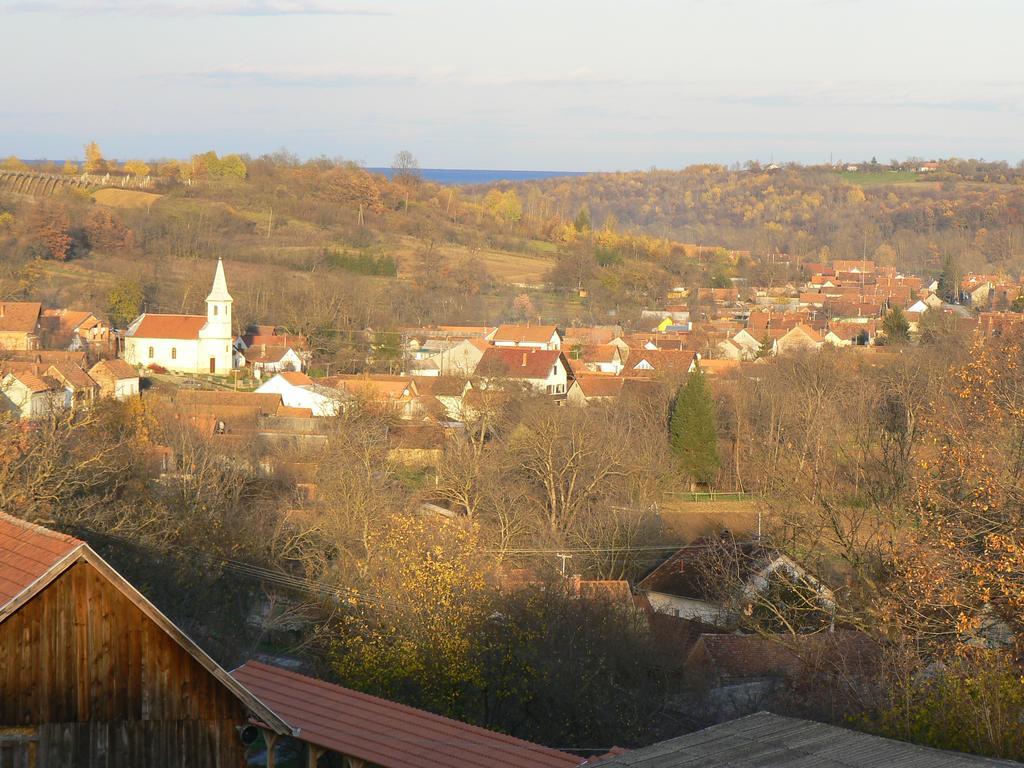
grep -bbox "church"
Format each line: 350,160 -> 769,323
123,258 -> 236,375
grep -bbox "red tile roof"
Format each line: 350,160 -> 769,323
89,358 -> 139,380
573,375 -> 625,398
491,324 -> 560,345
130,313 -> 207,340
477,348 -> 565,379
0,301 -> 41,335
279,371 -> 314,386
231,661 -> 583,768
0,512 -> 83,608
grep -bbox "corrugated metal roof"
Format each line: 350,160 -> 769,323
0,512 -> 82,608
231,661 -> 584,768
594,712 -> 1021,767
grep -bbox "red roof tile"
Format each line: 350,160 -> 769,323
0,512 -> 83,608
491,324 -> 560,345
231,662 -> 583,768
477,348 -> 565,379
130,313 -> 207,340
0,301 -> 41,335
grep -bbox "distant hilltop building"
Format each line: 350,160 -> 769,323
124,258 -> 235,375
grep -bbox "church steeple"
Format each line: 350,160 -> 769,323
206,257 -> 232,303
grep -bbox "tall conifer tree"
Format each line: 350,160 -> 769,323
669,366 -> 720,485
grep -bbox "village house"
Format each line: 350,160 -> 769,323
0,300 -> 41,350
408,336 -> 488,377
628,349 -> 697,377
88,358 -> 141,400
124,258 -> 235,375
490,323 -> 562,350
476,346 -> 572,397
241,343 -> 305,378
0,369 -> 66,419
775,324 -> 823,355
566,374 -> 625,406
39,308 -> 111,352
256,371 -> 351,417
322,374 -> 424,419
637,540 -> 833,629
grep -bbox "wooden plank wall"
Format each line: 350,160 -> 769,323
0,561 -> 249,767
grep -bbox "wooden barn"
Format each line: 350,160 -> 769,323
0,512 -> 291,767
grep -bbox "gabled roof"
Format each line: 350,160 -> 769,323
243,345 -> 297,364
3,369 -> 60,394
0,301 -> 41,335
0,512 -> 291,735
573,375 -> 625,398
0,512 -> 82,607
491,324 -> 560,345
231,661 -> 582,768
89,358 -> 139,380
277,371 -> 314,386
128,313 -> 207,340
477,347 -> 566,379
592,711 -> 1018,767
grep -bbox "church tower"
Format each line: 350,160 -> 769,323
198,258 -> 234,375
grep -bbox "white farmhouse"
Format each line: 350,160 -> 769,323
123,259 -> 236,375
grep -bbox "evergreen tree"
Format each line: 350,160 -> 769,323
669,367 -> 720,485
938,254 -> 960,303
882,306 -> 911,345
756,335 -> 774,358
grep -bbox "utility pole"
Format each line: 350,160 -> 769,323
556,553 -> 572,576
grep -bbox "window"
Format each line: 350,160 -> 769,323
552,365 -> 558,376
171,347 -> 177,360
213,305 -> 218,316
148,346 -> 154,359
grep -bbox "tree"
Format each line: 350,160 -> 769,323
61,160 -> 79,175
573,205 -> 592,233
0,156 -> 28,171
123,159 -> 150,177
84,141 -> 106,174
881,307 -> 910,344
107,280 -> 145,327
86,207 -> 134,252
26,203 -> 72,261
756,335 -> 775,359
391,150 -> 420,212
938,254 -> 960,303
511,293 -> 535,321
669,367 -> 720,485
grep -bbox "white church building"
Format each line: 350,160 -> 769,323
123,258 -> 236,375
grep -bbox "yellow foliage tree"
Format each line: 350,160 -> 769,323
83,141 -> 106,174
123,159 -> 150,177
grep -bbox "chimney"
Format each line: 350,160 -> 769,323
521,352 -> 527,367
0,304 -> 4,318
261,343 -> 267,355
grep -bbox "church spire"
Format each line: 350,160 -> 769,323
206,257 -> 232,303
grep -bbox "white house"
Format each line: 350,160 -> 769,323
242,344 -> 305,378
0,370 -> 66,420
255,371 -> 351,417
476,347 -> 572,397
409,337 -> 487,377
123,259 -> 236,375
489,324 -> 561,351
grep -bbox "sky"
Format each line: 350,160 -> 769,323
2,0 -> 1022,170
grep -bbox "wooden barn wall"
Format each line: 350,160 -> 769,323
0,561 -> 249,767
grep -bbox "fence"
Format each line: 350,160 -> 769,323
668,491 -> 755,502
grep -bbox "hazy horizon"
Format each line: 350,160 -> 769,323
3,0 -> 1022,170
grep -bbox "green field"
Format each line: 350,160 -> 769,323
838,170 -> 922,186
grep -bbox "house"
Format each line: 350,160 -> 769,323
255,371 -> 351,417
567,343 -> 625,374
88,358 -> 141,400
322,374 -> 423,418
0,369 -> 66,419
124,259 -> 235,375
683,630 -> 880,721
628,349 -> 697,377
636,539 -> 833,629
476,347 -> 572,397
409,336 -> 488,377
0,512 -> 290,766
413,376 -> 472,420
0,301 -> 41,350
594,711 -> 1016,767
490,324 -> 561,350
566,374 -> 625,406
231,661 -> 584,768
241,344 -> 305,378
40,309 -> 110,352
775,324 -> 822,354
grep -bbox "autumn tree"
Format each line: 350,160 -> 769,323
25,203 -> 72,260
669,367 -> 720,485
123,159 -> 150,177
85,207 -> 134,252
83,141 -> 106,174
0,156 -> 28,171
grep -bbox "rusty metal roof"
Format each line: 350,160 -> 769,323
0,511 -> 83,609
232,661 -> 584,768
